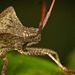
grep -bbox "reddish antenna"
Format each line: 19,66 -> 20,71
37,0 -> 55,35
39,2 -> 46,29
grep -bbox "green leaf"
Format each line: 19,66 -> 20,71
0,54 -> 69,75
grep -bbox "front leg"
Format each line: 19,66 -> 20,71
18,47 -> 75,74
1,57 -> 8,75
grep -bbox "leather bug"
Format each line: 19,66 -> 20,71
0,0 -> 75,75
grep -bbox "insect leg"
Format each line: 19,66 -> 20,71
18,47 -> 75,74
1,57 -> 8,75
47,50 -> 62,71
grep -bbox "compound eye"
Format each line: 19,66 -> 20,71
29,34 -> 34,40
25,33 -> 34,41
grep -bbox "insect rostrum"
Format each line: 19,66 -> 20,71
0,0 -> 75,75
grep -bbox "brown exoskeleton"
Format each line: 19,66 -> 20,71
0,0 -> 75,75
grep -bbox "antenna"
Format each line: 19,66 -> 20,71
37,0 -> 55,35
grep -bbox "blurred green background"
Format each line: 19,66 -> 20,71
0,0 -> 75,75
